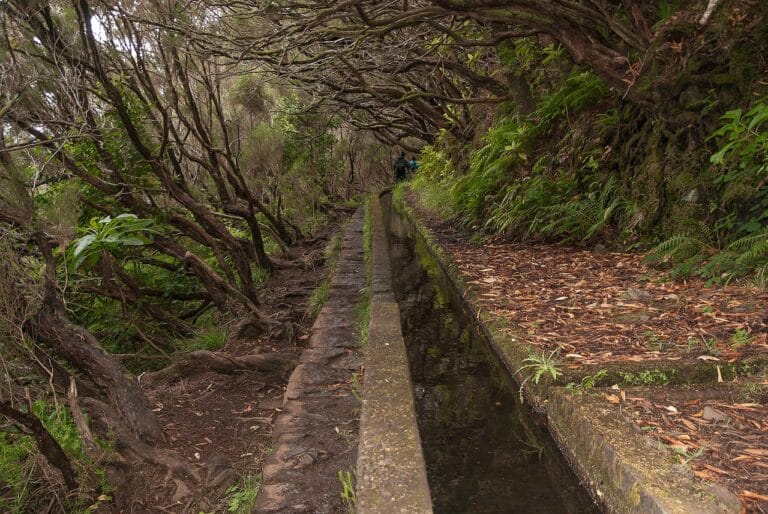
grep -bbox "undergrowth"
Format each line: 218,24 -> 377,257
307,233 -> 343,320
413,68 -> 620,242
0,400 -> 110,513
645,97 -> 768,284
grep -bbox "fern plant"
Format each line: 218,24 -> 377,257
644,235 -> 711,277
531,69 -> 608,136
515,349 -> 562,402
538,179 -> 631,241
700,229 -> 768,284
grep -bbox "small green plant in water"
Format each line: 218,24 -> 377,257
338,469 -> 357,513
516,349 -> 562,401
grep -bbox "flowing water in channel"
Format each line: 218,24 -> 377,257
384,198 -> 600,514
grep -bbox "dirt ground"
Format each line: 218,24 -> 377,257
119,222 -> 343,513
407,192 -> 768,513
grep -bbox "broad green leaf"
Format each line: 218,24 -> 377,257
72,234 -> 96,257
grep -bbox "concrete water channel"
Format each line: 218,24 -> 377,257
383,195 -> 599,513
355,194 -> 598,513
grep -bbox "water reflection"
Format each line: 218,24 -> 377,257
383,196 -> 598,514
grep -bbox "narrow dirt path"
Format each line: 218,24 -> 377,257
123,221 -> 342,512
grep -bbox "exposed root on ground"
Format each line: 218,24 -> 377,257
143,350 -> 298,384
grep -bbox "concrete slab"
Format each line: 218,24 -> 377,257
355,198 -> 433,514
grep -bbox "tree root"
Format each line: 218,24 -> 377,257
81,397 -> 202,484
144,350 -> 298,384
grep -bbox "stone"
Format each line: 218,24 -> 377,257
708,483 -> 741,511
683,188 -> 700,203
625,287 -> 653,302
259,397 -> 285,410
702,406 -> 729,423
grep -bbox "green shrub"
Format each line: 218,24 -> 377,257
176,326 -> 229,353
410,145 -> 458,218
0,401 -> 96,513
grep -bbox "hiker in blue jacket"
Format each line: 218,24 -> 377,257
408,156 -> 420,176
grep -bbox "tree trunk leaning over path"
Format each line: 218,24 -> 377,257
29,234 -> 164,444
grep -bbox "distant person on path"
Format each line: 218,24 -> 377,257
393,152 -> 409,182
408,156 -> 420,176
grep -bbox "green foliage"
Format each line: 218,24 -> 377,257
358,199 -> 372,347
413,68 -> 611,238
338,469 -> 357,513
67,214 -> 159,270
451,116 -> 532,222
516,349 -> 562,401
537,179 -> 632,241
700,229 -> 768,284
729,328 -> 753,348
668,444 -> 706,467
646,228 -> 768,284
225,474 -> 261,513
644,235 -> 711,278
486,174 -> 574,237
487,175 -> 631,242
708,98 -> 768,241
176,326 -> 229,353
307,279 -> 330,320
307,232 -> 344,320
565,369 -> 608,393
618,369 -> 672,386
410,145 -> 458,219
0,432 -> 34,513
581,369 -> 609,388
531,70 -> 608,136
0,400 -> 105,513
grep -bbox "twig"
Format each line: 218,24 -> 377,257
67,378 -> 99,456
699,0 -> 724,26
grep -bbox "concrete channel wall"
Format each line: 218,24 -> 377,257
356,198 -> 433,513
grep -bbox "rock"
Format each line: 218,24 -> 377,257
625,287 -> 653,302
708,483 -> 741,511
702,406 -> 729,423
171,479 -> 190,503
683,188 -> 700,203
259,397 -> 285,410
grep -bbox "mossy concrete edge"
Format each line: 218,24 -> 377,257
392,189 -> 738,514
355,196 -> 433,514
